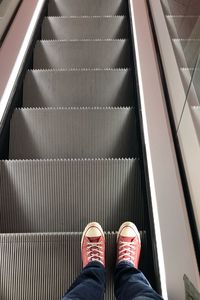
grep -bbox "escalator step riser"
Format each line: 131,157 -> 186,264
9,108 -> 138,159
173,39 -> 200,68
0,159 -> 145,232
48,0 -> 127,17
166,16 -> 200,39
0,232 -> 147,300
42,16 -> 129,40
33,40 -> 131,69
23,69 -> 134,108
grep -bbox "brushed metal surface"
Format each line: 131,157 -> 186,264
0,159 -> 144,232
42,16 -> 128,40
9,107 -> 138,159
23,69 -> 134,108
48,0 -> 127,16
33,40 -> 131,69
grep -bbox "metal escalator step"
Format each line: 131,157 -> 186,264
0,231 -> 147,300
172,39 -> 200,68
33,40 -> 131,69
9,107 -> 138,159
162,0 -> 200,15
23,69 -> 134,108
166,16 -> 200,39
42,16 -> 129,40
0,159 -> 144,232
48,0 -> 127,17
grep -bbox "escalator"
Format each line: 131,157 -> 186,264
0,0 -> 160,299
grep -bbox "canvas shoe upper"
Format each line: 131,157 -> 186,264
81,222 -> 105,268
117,221 -> 141,268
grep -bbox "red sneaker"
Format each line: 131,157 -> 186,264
81,222 -> 105,268
116,221 -> 141,268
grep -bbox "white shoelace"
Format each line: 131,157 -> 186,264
118,241 -> 136,264
87,241 -> 104,263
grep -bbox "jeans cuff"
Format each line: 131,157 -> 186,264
116,260 -> 135,268
84,260 -> 106,270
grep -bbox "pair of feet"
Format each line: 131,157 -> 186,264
81,221 -> 141,269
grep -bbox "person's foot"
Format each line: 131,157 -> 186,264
81,222 -> 105,268
116,221 -> 141,268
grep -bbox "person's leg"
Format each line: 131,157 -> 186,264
114,222 -> 164,300
62,261 -> 105,300
115,262 -> 163,300
62,222 -> 106,300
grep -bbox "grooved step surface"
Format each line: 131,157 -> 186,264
173,39 -> 200,68
0,159 -> 144,232
9,108 -> 138,159
0,232 -> 147,300
166,16 -> 200,39
33,40 -> 131,69
162,0 -> 200,15
48,0 -> 127,16
42,16 -> 128,40
23,69 -> 134,108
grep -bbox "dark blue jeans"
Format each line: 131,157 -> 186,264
62,261 -> 164,300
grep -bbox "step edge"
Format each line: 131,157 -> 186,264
14,106 -> 135,111
37,38 -> 129,42
43,15 -> 127,19
0,231 -> 145,239
27,68 -> 132,72
0,157 -> 139,163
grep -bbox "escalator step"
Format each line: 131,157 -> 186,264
172,39 -> 200,68
166,16 -> 200,39
42,16 -> 129,40
0,159 -> 144,232
0,232 -> 147,300
23,69 -> 134,108
33,40 -> 131,69
162,0 -> 200,15
9,107 -> 138,159
48,0 -> 127,17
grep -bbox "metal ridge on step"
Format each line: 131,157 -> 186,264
192,106 -> 200,109
39,38 -> 129,41
1,157 -> 140,162
172,38 -> 200,41
166,15 -> 200,18
16,106 -> 134,110
44,15 -> 127,19
27,68 -> 132,71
